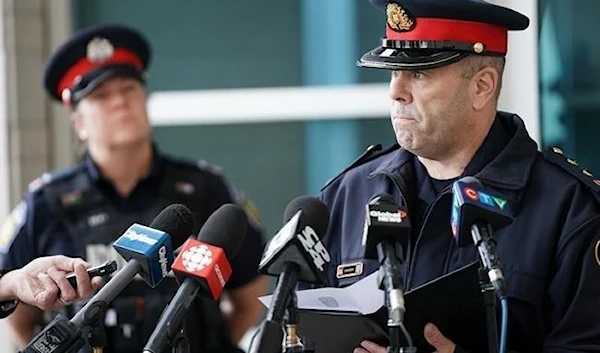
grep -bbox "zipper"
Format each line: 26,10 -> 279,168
374,169 -> 454,290
405,186 -> 452,290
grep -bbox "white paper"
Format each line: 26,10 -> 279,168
258,271 -> 384,315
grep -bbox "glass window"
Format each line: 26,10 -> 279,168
539,0 -> 600,173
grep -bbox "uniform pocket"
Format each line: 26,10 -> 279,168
503,269 -> 545,306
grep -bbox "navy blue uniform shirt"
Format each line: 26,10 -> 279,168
316,112 -> 600,352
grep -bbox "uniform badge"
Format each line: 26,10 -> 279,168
60,189 -> 84,208
386,3 -> 415,32
87,37 -> 114,63
0,201 -> 27,252
336,262 -> 364,279
174,181 -> 195,195
87,212 -> 109,228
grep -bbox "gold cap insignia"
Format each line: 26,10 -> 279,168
387,3 -> 415,32
86,37 -> 114,63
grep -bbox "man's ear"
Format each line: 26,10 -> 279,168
471,67 -> 499,111
70,111 -> 88,141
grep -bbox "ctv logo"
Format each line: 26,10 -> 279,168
297,226 -> 331,272
463,187 -> 507,210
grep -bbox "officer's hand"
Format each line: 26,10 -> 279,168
354,340 -> 386,353
0,255 -> 102,310
354,323 -> 457,353
424,323 -> 456,353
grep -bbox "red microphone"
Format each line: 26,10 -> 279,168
143,203 -> 247,353
171,238 -> 233,299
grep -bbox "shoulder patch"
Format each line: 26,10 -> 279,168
0,201 -> 27,252
543,146 -> 600,198
320,144 -> 400,192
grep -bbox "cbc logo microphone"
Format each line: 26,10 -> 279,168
181,245 -> 213,272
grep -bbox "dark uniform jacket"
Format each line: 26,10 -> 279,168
0,147 -> 264,353
317,112 -> 600,352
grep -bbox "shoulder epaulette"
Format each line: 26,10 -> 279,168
195,159 -> 223,176
27,165 -> 82,193
320,143 -> 401,192
543,146 -> 600,199
165,156 -> 224,177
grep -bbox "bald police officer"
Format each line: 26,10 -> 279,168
307,1 -> 600,352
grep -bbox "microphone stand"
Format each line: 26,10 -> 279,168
478,266 -> 499,353
283,290 -> 315,353
377,242 -> 416,353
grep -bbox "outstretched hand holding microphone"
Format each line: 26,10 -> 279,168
20,204 -> 195,353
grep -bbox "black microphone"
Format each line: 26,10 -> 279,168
362,193 -> 410,325
249,196 -> 331,353
20,204 -> 195,353
143,204 -> 247,353
450,176 -> 513,298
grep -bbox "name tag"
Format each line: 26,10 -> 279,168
336,262 -> 364,279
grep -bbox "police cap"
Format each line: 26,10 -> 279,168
358,0 -> 530,71
43,24 -> 151,105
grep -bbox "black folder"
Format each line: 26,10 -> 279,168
296,261 -> 489,353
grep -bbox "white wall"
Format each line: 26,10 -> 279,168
492,0 -> 540,144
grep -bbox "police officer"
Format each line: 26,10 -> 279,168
311,1 -> 600,352
0,24 -> 268,352
0,255 -> 101,317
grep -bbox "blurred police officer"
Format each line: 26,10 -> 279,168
0,255 -> 101,317
0,24 -> 267,353
308,1 -> 600,352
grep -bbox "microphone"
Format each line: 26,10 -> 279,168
20,204 -> 195,353
450,176 -> 513,298
250,196 -> 331,353
142,203 -> 248,353
362,193 -> 410,325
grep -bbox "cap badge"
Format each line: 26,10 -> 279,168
86,37 -> 114,63
386,3 -> 415,32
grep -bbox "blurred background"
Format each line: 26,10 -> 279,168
0,0 -> 596,351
